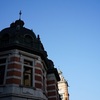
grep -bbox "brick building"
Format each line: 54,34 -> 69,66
58,70 -> 69,100
0,17 -> 60,100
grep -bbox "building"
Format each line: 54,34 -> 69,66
0,16 -> 60,100
58,70 -> 69,100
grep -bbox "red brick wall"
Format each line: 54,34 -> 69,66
7,63 -> 21,69
6,56 -> 21,85
35,82 -> 42,89
7,70 -> 21,77
35,62 -> 43,89
6,78 -> 21,84
47,74 -> 59,100
10,57 -> 20,62
35,69 -> 42,75
35,75 -> 42,82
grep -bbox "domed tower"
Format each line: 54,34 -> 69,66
0,17 -> 60,100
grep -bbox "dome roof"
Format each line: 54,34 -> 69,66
0,19 -> 47,58
0,19 -> 36,39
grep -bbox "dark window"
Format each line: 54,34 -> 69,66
24,35 -> 33,46
0,65 -> 5,85
0,58 -> 6,64
23,66 -> 32,87
24,59 -> 32,66
0,58 -> 6,85
43,75 -> 45,91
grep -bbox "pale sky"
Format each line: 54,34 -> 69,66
0,0 -> 100,100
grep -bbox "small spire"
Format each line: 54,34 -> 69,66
19,10 -> 22,20
37,35 -> 40,41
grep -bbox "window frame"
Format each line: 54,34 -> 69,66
23,66 -> 33,87
23,58 -> 34,87
24,34 -> 33,46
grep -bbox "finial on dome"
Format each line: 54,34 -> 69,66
19,10 -> 22,20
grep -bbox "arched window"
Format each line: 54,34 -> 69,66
24,35 -> 33,46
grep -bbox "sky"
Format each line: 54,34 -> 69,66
0,0 -> 100,100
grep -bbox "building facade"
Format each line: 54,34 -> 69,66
0,18 -> 60,100
58,70 -> 69,100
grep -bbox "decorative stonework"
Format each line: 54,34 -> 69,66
58,70 -> 69,100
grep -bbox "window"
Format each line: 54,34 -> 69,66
43,75 -> 45,91
23,66 -> 32,86
23,59 -> 33,87
0,58 -> 6,64
24,59 -> 32,66
0,65 -> 5,85
24,35 -> 33,46
0,58 -> 6,85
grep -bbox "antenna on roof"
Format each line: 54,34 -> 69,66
19,10 -> 22,20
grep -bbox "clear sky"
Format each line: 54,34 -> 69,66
0,0 -> 100,100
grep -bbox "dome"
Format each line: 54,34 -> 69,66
0,19 -> 36,39
0,19 -> 47,58
15,19 -> 24,27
